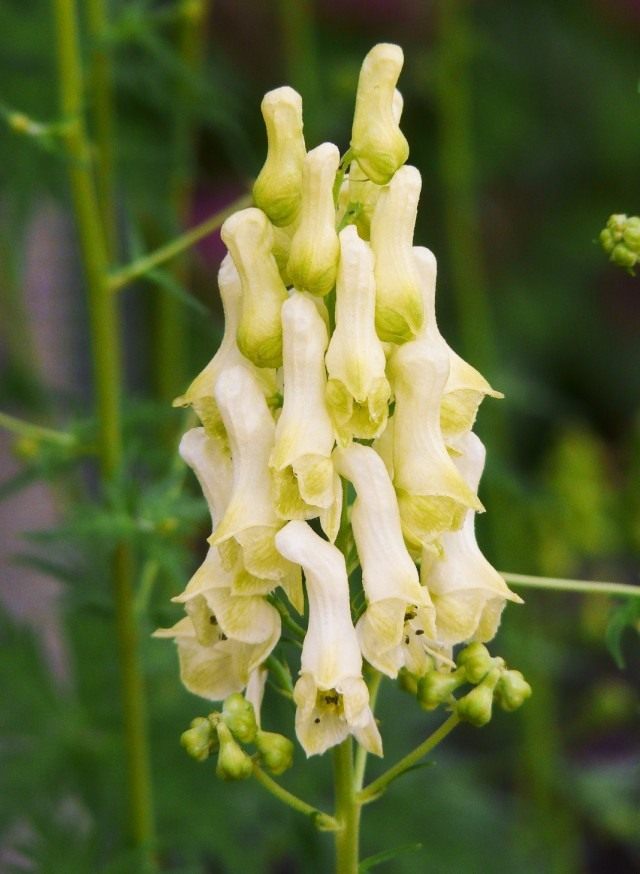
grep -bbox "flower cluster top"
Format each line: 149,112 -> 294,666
157,44 -> 521,758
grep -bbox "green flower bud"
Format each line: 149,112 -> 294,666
623,216 -> 640,252
417,669 -> 464,710
255,729 -> 294,775
456,642 -> 494,685
215,722 -> 254,781
222,693 -> 258,744
351,43 -> 409,185
397,667 -> 419,696
599,228 -> 615,254
606,213 -> 627,237
287,142 -> 340,296
220,207 -> 288,368
253,86 -> 306,226
455,667 -> 501,727
496,670 -> 532,712
610,243 -> 637,270
180,716 -> 215,762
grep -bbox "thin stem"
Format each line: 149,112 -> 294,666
53,0 -> 155,861
252,763 -> 338,831
502,572 -> 640,599
353,671 -> 383,792
108,193 -> 252,291
333,737 -> 360,874
86,0 -> 118,260
0,410 -> 76,447
358,713 -> 460,806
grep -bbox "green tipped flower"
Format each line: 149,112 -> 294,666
215,722 -> 254,781
180,716 -> 217,762
455,667 -> 501,727
417,669 -> 465,710
370,164 -> 424,343
255,729 -> 294,775
253,86 -> 306,226
287,142 -> 341,296
351,43 -> 409,184
222,693 -> 258,744
456,642 -> 494,685
496,670 -> 532,712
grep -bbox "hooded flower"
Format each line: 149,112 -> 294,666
172,255 -> 278,442
369,165 -> 424,343
269,293 -> 342,539
422,432 -> 522,645
412,246 -> 503,444
275,521 -> 382,757
210,365 -> 302,611
325,225 -> 390,444
334,443 -> 436,678
287,142 -> 341,296
253,86 -> 306,227
220,207 -> 288,369
389,339 -> 483,554
350,43 -> 409,184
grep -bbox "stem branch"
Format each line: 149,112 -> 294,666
252,764 -> 338,830
502,572 -> 640,599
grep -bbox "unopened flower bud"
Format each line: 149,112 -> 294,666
418,669 -> 464,710
456,642 -> 494,685
351,43 -> 409,184
215,722 -> 254,781
287,143 -> 340,296
455,667 -> 501,727
623,216 -> 640,252
606,213 -> 627,237
370,165 -> 424,343
253,87 -> 306,226
611,243 -> 637,270
180,716 -> 215,762
255,729 -> 294,775
496,670 -> 532,712
222,693 -> 258,744
220,207 -> 288,368
397,667 -> 419,696
599,228 -> 615,253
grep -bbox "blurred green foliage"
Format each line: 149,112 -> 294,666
1,0 -> 639,871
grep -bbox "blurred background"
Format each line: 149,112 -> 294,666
1,0 -> 639,871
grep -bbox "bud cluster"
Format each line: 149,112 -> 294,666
600,213 -> 640,272
158,43 -> 526,760
181,694 -> 294,780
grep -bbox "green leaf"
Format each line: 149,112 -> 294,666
359,842 -> 423,872
605,598 -> 640,668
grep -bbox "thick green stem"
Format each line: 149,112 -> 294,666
108,193 -> 252,291
53,0 -> 155,861
502,572 -> 640,599
358,713 -> 460,806
253,763 -> 338,830
333,737 -> 360,874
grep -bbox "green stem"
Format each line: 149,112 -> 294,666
353,671 -> 382,792
108,193 -> 252,291
86,0 -> 118,261
252,763 -> 338,831
53,0 -> 155,862
0,410 -> 76,447
357,713 -> 460,806
502,572 -> 640,599
333,737 -> 360,874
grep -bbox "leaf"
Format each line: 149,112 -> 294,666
359,842 -> 423,872
605,598 -> 640,669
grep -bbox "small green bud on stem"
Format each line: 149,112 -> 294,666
215,722 -> 254,781
495,670 -> 532,712
255,729 -> 294,775
180,716 -> 216,762
222,693 -> 258,744
418,668 -> 465,710
456,642 -> 494,684
455,667 -> 502,727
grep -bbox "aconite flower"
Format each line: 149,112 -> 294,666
325,225 -> 390,444
350,43 -> 409,184
210,365 -> 303,611
253,86 -> 306,227
275,521 -> 382,757
172,255 -> 277,443
287,142 -> 341,296
334,443 -> 436,678
422,432 -> 522,645
220,207 -> 288,369
412,246 -> 502,444
269,293 -> 342,540
389,339 -> 483,554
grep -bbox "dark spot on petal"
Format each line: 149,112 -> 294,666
415,629 -> 424,636
314,717 -> 321,724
